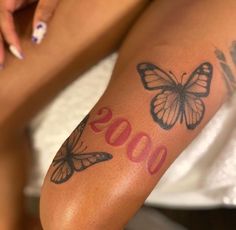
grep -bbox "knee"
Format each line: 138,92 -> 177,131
40,184 -> 74,230
40,178 -> 120,230
40,182 -> 97,230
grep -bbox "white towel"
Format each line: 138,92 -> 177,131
28,53 -> 236,208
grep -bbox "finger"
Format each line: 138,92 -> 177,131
0,33 -> 5,69
32,0 -> 59,44
0,10 -> 23,60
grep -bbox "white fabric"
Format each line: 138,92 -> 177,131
28,53 -> 236,208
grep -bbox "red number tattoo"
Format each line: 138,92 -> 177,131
105,118 -> 131,146
90,107 -> 112,133
90,107 -> 168,175
127,133 -> 152,162
147,145 -> 167,175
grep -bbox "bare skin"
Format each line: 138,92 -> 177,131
40,0 -> 235,229
0,0 -> 149,229
0,0 -> 60,63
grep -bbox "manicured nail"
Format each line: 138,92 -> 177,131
32,21 -> 47,44
9,45 -> 24,60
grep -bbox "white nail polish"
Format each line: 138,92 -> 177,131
32,21 -> 47,44
9,45 -> 24,60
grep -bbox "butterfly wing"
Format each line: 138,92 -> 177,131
50,115 -> 90,184
182,62 -> 213,129
183,94 -> 205,129
72,152 -> 113,172
183,62 -> 213,96
137,62 -> 177,90
50,159 -> 74,184
52,138 -> 69,163
151,90 -> 181,129
68,114 -> 90,149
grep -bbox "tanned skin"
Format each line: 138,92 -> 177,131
0,1 -> 149,229
40,0 -> 236,229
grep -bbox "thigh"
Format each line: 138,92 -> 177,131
41,0 -> 235,229
0,0 -> 149,134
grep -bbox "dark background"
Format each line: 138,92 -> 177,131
27,197 -> 236,230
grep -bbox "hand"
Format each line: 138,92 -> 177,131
0,0 -> 59,67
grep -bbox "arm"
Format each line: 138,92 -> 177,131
40,0 -> 235,229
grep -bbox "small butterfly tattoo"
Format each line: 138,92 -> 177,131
50,115 -> 113,184
137,62 -> 213,130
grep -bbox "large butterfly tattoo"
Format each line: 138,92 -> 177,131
50,115 -> 113,184
137,62 -> 213,130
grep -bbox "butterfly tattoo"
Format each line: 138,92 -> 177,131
137,62 -> 213,130
50,115 -> 113,184
215,46 -> 236,96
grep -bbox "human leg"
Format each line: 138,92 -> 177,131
0,0 -> 149,229
41,0 -> 235,229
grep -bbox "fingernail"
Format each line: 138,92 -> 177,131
9,45 -> 24,60
32,21 -> 47,44
0,64 -> 3,70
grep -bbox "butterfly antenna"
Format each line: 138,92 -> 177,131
169,71 -> 179,84
80,145 -> 88,153
180,113 -> 184,123
77,141 -> 83,149
181,72 -> 187,84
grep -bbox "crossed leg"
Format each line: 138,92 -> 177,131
0,0 -> 149,229
41,0 -> 236,229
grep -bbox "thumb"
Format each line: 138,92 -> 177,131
32,0 -> 60,44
